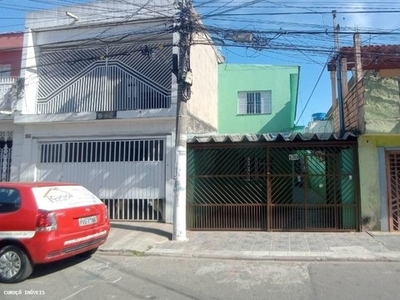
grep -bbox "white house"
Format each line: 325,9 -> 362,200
5,0 -> 222,224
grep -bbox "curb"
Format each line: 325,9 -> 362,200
143,251 -> 400,262
98,248 -> 400,262
367,231 -> 400,237
98,249 -> 146,256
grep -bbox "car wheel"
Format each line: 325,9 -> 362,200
77,247 -> 98,258
0,245 -> 33,283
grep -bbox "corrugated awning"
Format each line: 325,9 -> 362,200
187,132 -> 358,144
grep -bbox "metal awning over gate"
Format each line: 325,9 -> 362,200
186,132 -> 360,232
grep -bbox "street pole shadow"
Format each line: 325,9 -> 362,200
110,223 -> 172,240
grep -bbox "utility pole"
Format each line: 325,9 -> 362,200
173,0 -> 193,241
333,10 -> 345,137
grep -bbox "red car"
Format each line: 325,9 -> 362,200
0,182 -> 110,283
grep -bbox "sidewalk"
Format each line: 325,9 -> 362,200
99,222 -> 400,262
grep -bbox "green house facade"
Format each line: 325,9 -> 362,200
218,64 -> 300,134
185,63 -> 360,232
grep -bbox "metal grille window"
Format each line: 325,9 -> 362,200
238,91 -> 272,114
40,143 -> 63,163
0,138 -> 12,182
0,65 -> 11,77
37,44 -> 172,114
40,139 -> 164,163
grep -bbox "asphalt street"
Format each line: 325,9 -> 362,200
2,254 -> 400,300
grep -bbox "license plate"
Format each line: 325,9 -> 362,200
79,216 -> 97,226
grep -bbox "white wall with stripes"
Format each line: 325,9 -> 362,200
13,118 -> 176,222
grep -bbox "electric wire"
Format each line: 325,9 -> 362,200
1,0 -> 399,126
295,54 -> 331,125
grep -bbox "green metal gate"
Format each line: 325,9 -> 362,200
187,139 -> 359,231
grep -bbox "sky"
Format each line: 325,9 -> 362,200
1,0 -> 400,127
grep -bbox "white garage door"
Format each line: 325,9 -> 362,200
37,138 -> 166,221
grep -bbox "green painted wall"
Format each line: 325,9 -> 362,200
218,64 -> 300,134
358,134 -> 400,230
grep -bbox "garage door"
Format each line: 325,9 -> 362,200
37,138 -> 166,221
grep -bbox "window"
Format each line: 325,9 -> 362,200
237,91 -> 272,114
0,65 -> 11,77
0,188 -> 21,213
40,139 -> 165,163
40,143 -> 63,163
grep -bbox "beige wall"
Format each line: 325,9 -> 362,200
332,72 -> 400,135
186,32 -> 221,133
364,74 -> 400,134
11,118 -> 176,222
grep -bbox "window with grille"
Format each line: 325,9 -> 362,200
237,91 -> 272,114
0,65 -> 11,77
40,139 -> 164,163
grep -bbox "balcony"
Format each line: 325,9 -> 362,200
36,62 -> 171,114
0,77 -> 20,114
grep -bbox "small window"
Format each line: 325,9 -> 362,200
0,188 -> 21,213
0,65 -> 11,77
237,91 -> 272,115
